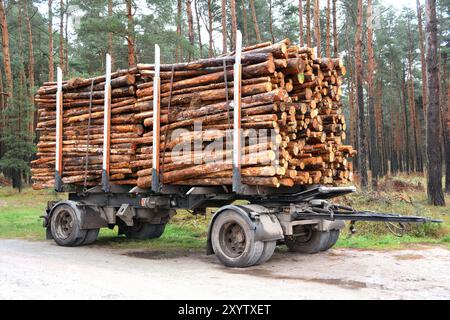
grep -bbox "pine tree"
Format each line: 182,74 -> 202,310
48,0 -> 54,82
221,0 -> 227,54
126,0 -> 136,67
425,0 -> 445,205
249,0 -> 261,42
355,0 -> 368,189
186,0 -> 194,60
299,0 -> 304,47
230,0 -> 237,50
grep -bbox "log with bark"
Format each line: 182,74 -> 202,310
32,39 -> 355,190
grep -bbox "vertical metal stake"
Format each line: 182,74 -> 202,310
233,31 -> 243,193
55,67 -> 63,192
152,45 -> 161,192
102,54 -> 112,192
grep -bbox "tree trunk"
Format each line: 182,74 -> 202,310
241,0 -> 249,45
344,15 -> 356,151
425,0 -> 445,205
186,0 -> 195,61
176,0 -> 182,62
355,0 -> 368,190
313,0 -> 321,57
59,0 -> 64,70
0,63 -> 4,155
408,21 -> 422,172
445,81 -> 450,193
221,0 -> 227,54
332,0 -> 338,56
207,0 -> 213,57
18,0 -> 26,135
0,0 -> 12,99
299,0 -> 304,47
48,0 -> 54,82
375,78 -> 385,176
230,0 -> 237,50
367,0 -> 378,189
194,0 -> 203,58
249,0 -> 261,42
306,0 -> 311,48
268,0 -> 275,43
108,0 -> 115,69
126,0 -> 136,68
0,64 -> 4,112
401,66 -> 411,173
417,0 -> 428,120
24,0 -> 36,134
64,0 -> 68,74
326,0 -> 331,58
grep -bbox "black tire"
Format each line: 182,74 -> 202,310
50,203 -> 87,247
285,225 -> 331,254
82,229 -> 100,245
321,230 -> 340,251
255,241 -> 277,265
211,210 -> 264,268
124,222 -> 166,240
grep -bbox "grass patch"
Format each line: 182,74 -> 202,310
95,224 -> 206,250
0,174 -> 449,251
336,234 -> 449,250
0,186 -> 209,249
0,187 -> 64,240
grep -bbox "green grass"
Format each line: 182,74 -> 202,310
0,186 -> 209,249
94,225 -> 206,250
0,173 -> 449,251
0,188 -> 64,240
336,234 -> 449,250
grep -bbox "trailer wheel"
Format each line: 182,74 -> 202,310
82,229 -> 100,245
211,210 -> 264,268
321,230 -> 340,251
50,203 -> 87,247
285,225 -> 330,254
124,222 -> 166,240
255,241 -> 277,265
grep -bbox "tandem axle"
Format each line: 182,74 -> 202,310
42,185 -> 441,268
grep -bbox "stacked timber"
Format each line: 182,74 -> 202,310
32,69 -> 141,189
32,39 -> 356,190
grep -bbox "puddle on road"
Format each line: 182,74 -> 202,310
224,268 -> 370,290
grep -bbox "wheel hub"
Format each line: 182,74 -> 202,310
55,210 -> 74,240
221,222 -> 246,258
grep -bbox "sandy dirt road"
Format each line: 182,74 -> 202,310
0,239 -> 449,300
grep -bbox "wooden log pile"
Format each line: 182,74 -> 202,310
32,39 -> 356,190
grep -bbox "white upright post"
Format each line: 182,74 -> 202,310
55,67 -> 63,191
233,31 -> 243,193
102,54 -> 112,191
152,45 -> 161,192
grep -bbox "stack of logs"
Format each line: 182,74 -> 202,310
32,39 -> 356,190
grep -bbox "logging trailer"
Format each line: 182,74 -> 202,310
41,32 -> 441,268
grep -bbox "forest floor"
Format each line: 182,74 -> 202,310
0,173 -> 449,250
